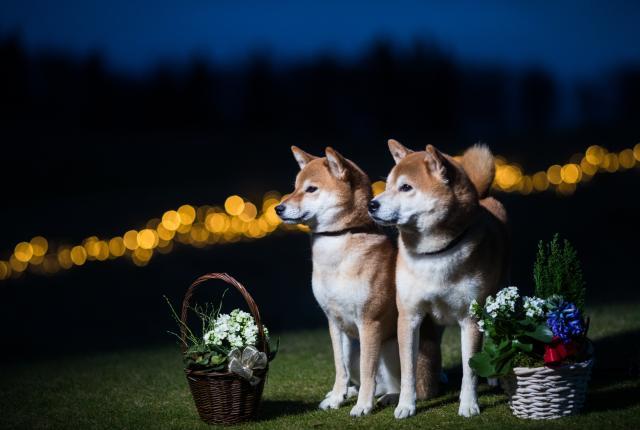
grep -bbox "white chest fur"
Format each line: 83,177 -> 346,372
397,237 -> 481,325
310,235 -> 371,337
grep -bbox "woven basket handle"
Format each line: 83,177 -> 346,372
180,273 -> 269,355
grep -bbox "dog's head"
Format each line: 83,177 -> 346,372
369,139 -> 493,233
276,146 -> 371,231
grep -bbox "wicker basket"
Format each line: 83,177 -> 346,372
180,273 -> 269,425
500,359 -> 593,419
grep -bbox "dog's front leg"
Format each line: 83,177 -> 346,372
394,309 -> 423,419
319,319 -> 350,410
458,317 -> 482,417
350,321 -> 382,417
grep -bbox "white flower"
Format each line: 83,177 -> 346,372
202,308 -> 270,349
523,296 -> 546,319
228,333 -> 243,348
477,319 -> 485,333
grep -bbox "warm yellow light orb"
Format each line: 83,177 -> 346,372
546,165 -> 562,185
108,237 -> 126,257
57,248 -> 73,269
262,197 -> 280,212
618,149 -> 636,169
532,171 -> 549,192
30,236 -> 48,257
634,143 -> 640,162
604,153 -> 619,172
557,182 -> 576,196
14,242 -> 34,263
161,210 -> 181,231
371,181 -> 386,196
560,163 -> 581,184
178,205 -> 196,225
123,230 -> 139,250
585,145 -> 605,165
205,213 -> 229,233
96,241 -> 110,261
156,223 -> 175,241
264,203 -> 282,226
70,246 -> 87,266
225,195 -> 245,216
580,157 -> 598,176
0,261 -> 10,280
9,255 -> 28,272
239,202 -> 258,222
137,229 -> 159,250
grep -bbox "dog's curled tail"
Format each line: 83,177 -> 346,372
461,144 -> 495,198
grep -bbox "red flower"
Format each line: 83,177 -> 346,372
543,336 -> 579,364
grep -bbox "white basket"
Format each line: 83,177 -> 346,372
500,359 -> 593,419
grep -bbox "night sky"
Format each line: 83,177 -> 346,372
1,0 -> 640,80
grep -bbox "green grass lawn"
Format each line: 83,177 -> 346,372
1,303 -> 639,430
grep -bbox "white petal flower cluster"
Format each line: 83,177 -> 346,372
203,308 -> 266,349
523,296 -> 546,319
485,286 -> 519,317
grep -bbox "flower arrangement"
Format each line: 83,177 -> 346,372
469,288 -> 590,377
165,295 -> 278,374
469,235 -> 591,378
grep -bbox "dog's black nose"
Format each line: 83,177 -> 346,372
275,204 -> 286,215
368,200 -> 380,213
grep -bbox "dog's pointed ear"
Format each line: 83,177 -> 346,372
291,146 -> 317,170
425,145 -> 451,184
325,147 -> 348,180
388,139 -> 412,164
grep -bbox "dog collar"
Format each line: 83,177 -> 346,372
419,227 -> 470,255
312,225 -> 384,237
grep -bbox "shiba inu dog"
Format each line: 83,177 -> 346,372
369,139 -> 509,419
275,146 -> 403,416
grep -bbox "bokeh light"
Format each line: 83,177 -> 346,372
14,242 -> 34,263
178,205 -> 196,225
137,229 -> 159,250
70,246 -> 87,266
239,202 -> 257,222
161,210 -> 181,231
560,163 -> 581,184
2,142 -> 638,281
123,230 -> 139,250
225,195 -> 245,216
30,236 -> 48,257
546,165 -> 563,185
372,180 -> 386,196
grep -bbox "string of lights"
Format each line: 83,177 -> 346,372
1,144 -> 638,281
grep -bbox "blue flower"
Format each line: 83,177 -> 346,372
546,299 -> 585,343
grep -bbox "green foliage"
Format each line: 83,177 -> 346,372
533,233 -> 586,311
164,293 -> 277,372
468,289 -> 552,378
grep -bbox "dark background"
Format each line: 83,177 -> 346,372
0,1 -> 639,356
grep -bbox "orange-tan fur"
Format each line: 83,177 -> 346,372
277,146 -> 401,416
370,139 -> 509,419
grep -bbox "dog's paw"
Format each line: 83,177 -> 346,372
346,386 -> 359,399
319,392 -> 345,410
458,399 -> 480,417
377,393 -> 399,407
350,402 -> 373,417
394,402 -> 416,419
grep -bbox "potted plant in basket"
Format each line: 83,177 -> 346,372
166,273 -> 278,425
469,234 -> 593,419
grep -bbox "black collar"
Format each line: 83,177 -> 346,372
312,225 -> 384,237
419,226 -> 470,255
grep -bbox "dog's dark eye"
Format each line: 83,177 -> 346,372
399,184 -> 413,192
305,186 -> 318,193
